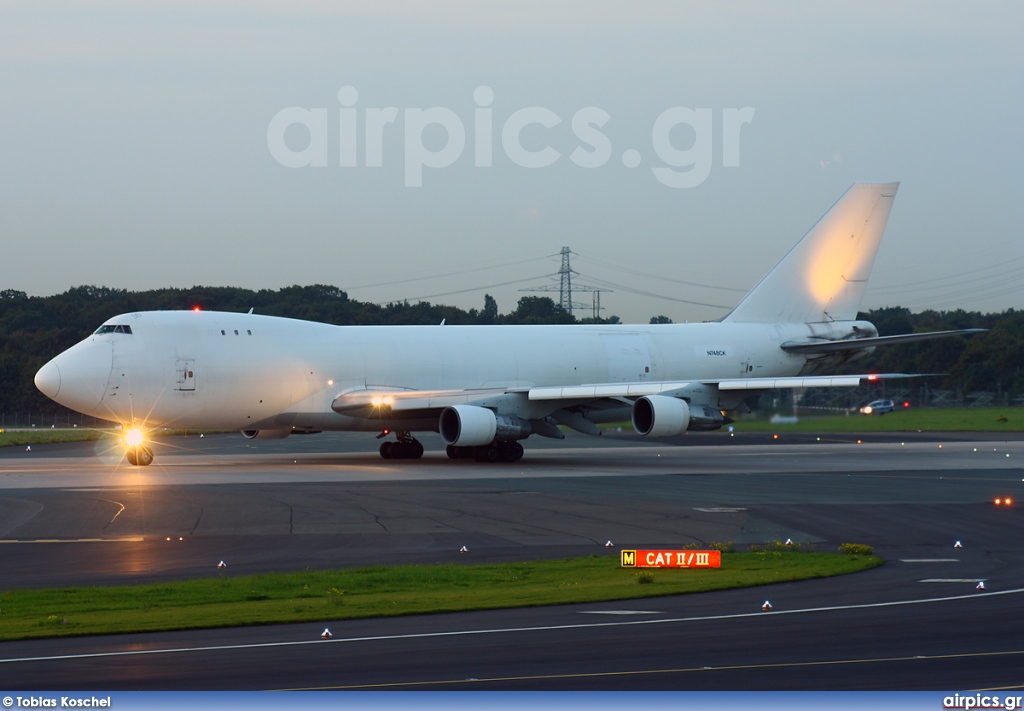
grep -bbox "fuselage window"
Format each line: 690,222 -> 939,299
234,330 -> 239,335
247,330 -> 252,335
221,330 -> 226,335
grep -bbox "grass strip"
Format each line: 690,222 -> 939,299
0,429 -> 113,447
4,407 -> 1020,447
0,551 -> 881,641
731,407 -> 1024,433
0,428 -> 229,448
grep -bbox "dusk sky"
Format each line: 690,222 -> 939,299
2,1 -> 1021,323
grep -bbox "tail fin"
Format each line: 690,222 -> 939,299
723,182 -> 898,324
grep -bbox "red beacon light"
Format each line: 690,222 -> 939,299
192,306 -> 202,312
903,401 -> 910,409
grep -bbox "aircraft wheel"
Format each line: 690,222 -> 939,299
475,445 -> 500,463
410,440 -> 424,459
126,446 -> 153,467
446,445 -> 460,459
380,441 -> 393,459
509,442 -> 524,462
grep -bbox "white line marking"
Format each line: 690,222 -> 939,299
900,559 -> 960,563
919,579 -> 985,583
2,587 -> 1022,666
578,610 -> 662,615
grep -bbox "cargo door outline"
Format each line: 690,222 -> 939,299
176,358 -> 196,391
601,334 -> 651,382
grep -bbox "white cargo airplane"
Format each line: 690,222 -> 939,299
35,182 -> 982,466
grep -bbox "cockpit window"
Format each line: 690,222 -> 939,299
94,324 -> 133,335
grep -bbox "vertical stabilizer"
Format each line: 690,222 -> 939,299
723,182 -> 898,324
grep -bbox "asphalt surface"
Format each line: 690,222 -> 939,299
1,430 -> 1022,690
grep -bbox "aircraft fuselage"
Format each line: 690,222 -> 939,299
34,310 -> 871,433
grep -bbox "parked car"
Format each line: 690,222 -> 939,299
859,399 -> 895,415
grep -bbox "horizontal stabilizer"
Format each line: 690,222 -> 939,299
781,329 -> 986,354
717,373 -> 921,391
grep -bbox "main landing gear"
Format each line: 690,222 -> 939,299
379,432 -> 424,460
126,445 -> 154,466
446,441 -> 524,463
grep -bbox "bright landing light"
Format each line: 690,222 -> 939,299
125,429 -> 145,447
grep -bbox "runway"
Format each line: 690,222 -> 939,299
1,431 -> 1022,690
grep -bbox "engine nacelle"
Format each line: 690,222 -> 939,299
686,404 -> 727,431
439,405 -> 533,446
631,395 -> 690,437
440,405 -> 496,446
241,429 -> 291,440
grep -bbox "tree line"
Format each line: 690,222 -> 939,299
0,286 -> 1020,416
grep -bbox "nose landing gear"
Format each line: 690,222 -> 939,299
126,445 -> 154,466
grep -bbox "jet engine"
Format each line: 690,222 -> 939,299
241,429 -> 292,440
439,405 -> 532,446
686,404 -> 727,431
631,395 -> 690,436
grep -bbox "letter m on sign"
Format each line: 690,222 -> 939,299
621,550 -> 636,567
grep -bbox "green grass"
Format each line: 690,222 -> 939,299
733,407 -> 1024,433
0,551 -> 881,641
7,407 -> 1018,447
0,428 -> 114,447
0,428 -> 226,447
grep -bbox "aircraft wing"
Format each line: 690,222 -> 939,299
527,372 -> 919,399
331,387 -> 511,415
332,372 -> 916,417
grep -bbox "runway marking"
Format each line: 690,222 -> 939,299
920,579 -> 985,583
289,648 -> 1024,690
0,537 -> 144,544
578,610 -> 661,615
900,559 -> 960,563
2,586 -> 1023,666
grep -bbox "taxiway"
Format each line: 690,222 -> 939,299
1,431 -> 1022,689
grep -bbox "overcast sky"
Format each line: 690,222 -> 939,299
2,1 -> 1021,324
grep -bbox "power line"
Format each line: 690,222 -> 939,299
869,264 -> 1024,296
580,274 -> 734,310
520,247 -> 609,318
574,254 -> 747,293
395,274 -> 552,305
346,253 -> 552,292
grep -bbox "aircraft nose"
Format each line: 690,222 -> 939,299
34,360 -> 62,400
35,339 -> 113,414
